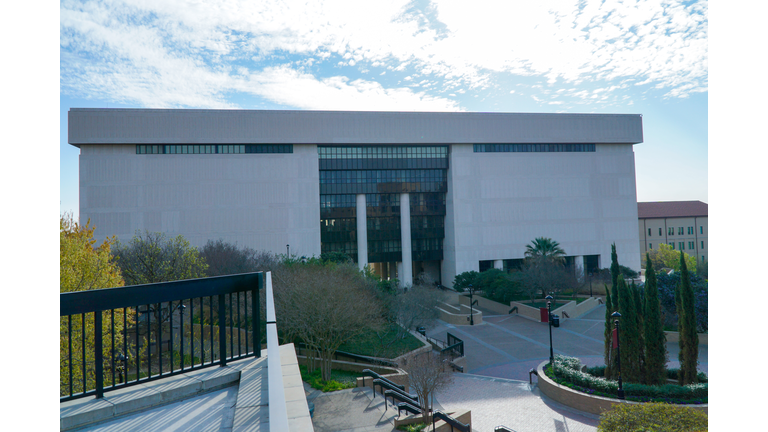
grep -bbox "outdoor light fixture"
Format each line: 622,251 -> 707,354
546,294 -> 554,366
468,284 -> 475,325
611,311 -> 625,400
286,244 -> 290,257
116,353 -> 128,384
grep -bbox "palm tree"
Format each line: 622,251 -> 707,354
524,237 -> 566,264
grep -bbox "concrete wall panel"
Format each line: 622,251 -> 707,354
80,144 -> 321,256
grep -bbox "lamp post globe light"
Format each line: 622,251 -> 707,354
546,294 -> 554,366
611,311 -> 625,400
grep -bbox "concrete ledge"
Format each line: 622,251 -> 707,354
60,365 -> 242,431
438,302 -> 483,325
535,361 -> 708,416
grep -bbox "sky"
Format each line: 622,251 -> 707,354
59,0 -> 710,220
5,2 -> 768,427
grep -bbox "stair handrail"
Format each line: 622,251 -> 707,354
384,389 -> 419,411
432,410 -> 471,432
361,369 -> 405,391
396,401 -> 422,418
373,378 -> 417,402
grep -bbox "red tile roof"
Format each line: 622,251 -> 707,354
637,201 -> 708,219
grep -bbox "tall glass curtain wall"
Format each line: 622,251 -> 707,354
319,146 -> 448,264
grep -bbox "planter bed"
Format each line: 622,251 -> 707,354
536,359 -> 708,416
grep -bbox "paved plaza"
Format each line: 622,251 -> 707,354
72,303 -> 708,432
426,304 -> 708,381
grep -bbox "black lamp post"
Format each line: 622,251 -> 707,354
116,353 -> 128,384
546,294 -> 554,366
468,284 -> 475,326
611,311 -> 625,400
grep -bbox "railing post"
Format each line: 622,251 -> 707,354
94,310 -> 104,398
219,294 -> 227,366
254,273 -> 261,357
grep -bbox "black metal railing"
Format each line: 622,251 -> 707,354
296,344 -> 398,368
432,410 -> 470,432
373,379 -> 418,402
361,369 -> 405,391
444,332 -> 464,358
397,401 -> 422,418
384,389 -> 419,412
60,272 -> 263,402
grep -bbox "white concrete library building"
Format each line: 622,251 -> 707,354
69,109 -> 644,287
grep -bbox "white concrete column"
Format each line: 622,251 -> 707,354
399,193 -> 413,287
575,255 -> 585,282
397,261 -> 403,283
356,194 -> 368,272
494,260 -> 503,270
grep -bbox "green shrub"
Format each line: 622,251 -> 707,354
598,402 -> 708,431
396,424 -> 428,432
667,368 -> 708,383
299,365 -> 356,392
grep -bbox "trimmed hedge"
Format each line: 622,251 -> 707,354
548,355 -> 707,404
598,402 -> 708,431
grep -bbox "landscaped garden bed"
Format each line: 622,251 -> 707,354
544,355 -> 707,405
300,365 -> 363,392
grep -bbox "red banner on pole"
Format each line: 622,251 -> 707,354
612,328 -> 619,349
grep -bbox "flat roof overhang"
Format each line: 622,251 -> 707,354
68,108 -> 643,147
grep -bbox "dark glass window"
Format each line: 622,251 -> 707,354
137,144 -> 293,154
473,143 -> 595,153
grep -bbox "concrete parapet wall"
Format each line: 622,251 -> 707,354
535,361 -> 708,416
437,302 -> 483,325
570,297 -> 602,317
458,294 -> 510,315
509,301 -> 542,321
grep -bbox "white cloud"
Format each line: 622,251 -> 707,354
60,0 -> 707,109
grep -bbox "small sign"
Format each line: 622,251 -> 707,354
612,328 -> 619,349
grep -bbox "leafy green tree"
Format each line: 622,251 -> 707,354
452,270 -> 479,293
643,253 -> 667,385
477,268 -> 522,304
524,237 -> 566,264
646,243 -> 697,273
113,231 -> 208,285
319,251 -> 353,264
199,239 -> 274,277
677,251 -> 699,385
618,279 -> 641,383
273,262 -> 384,381
518,258 -> 577,302
60,214 -> 131,396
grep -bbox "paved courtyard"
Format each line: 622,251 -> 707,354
426,303 -> 708,381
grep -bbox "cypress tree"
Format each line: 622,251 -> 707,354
674,267 -> 685,385
631,280 -> 645,383
643,253 -> 667,385
604,286 -> 613,378
679,251 -> 699,384
618,279 -> 640,383
610,243 -> 620,312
